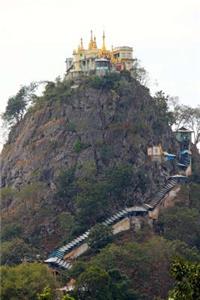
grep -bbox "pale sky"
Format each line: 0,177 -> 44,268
0,0 -> 199,119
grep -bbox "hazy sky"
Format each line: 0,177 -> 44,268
0,0 -> 199,118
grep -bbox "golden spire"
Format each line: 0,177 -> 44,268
93,36 -> 97,49
102,31 -> 106,51
90,30 -> 93,42
80,38 -> 84,50
88,30 -> 94,50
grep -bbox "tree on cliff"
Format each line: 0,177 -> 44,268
87,224 -> 113,251
169,98 -> 200,145
132,58 -> 149,86
2,82 -> 38,125
169,259 -> 200,300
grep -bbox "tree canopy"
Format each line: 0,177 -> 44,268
169,98 -> 200,145
70,237 -> 200,300
87,224 -> 113,251
74,266 -> 138,300
2,82 -> 38,125
169,259 -> 200,300
37,286 -> 54,300
0,263 -> 57,300
1,238 -> 37,265
131,58 -> 149,86
157,206 -> 200,250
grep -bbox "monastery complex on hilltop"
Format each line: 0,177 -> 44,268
66,31 -> 134,78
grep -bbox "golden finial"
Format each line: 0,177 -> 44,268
102,31 -> 106,51
88,30 -> 94,50
80,38 -> 84,50
90,30 -> 93,42
93,36 -> 97,48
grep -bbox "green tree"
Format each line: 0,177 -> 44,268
169,99 -> 200,145
86,237 -> 200,300
88,73 -> 121,90
1,223 -> 22,242
18,182 -> 45,212
73,139 -> 89,153
0,187 -> 16,211
87,224 -> 113,251
57,212 -> 75,243
75,266 -> 112,300
131,58 -> 149,86
75,180 -> 110,227
2,82 -> 38,125
72,165 -> 147,231
41,78 -> 73,103
37,286 -> 54,300
74,265 -> 140,300
105,165 -> 133,201
108,269 -> 140,300
169,259 -> 200,300
153,91 -> 174,134
189,183 -> 200,211
157,207 -> 200,249
58,212 -> 75,232
1,238 -> 36,265
68,261 -> 87,278
0,263 -> 57,300
43,81 -> 56,99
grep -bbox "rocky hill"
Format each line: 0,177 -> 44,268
0,73 -> 177,257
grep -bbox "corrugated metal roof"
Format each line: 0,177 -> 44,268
126,206 -> 147,212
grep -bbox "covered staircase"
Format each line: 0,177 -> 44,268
45,175 -> 187,270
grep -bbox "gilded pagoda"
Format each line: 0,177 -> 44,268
65,31 -> 134,78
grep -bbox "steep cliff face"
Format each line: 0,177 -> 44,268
0,74 -> 177,253
1,77 -> 175,188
